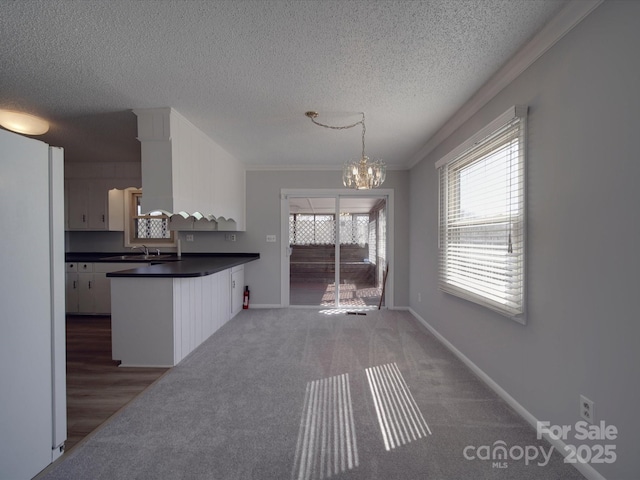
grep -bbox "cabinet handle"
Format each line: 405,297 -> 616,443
73,280 -> 77,289
88,281 -> 92,289
82,214 -> 86,223
232,280 -> 235,288
102,214 -> 105,223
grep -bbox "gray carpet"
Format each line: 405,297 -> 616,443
39,309 -> 585,479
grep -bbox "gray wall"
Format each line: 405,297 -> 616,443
409,2 -> 639,479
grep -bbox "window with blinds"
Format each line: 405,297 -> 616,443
436,106 -> 526,321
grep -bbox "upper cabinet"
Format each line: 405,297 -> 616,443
133,107 -> 246,231
66,179 -> 126,231
66,179 -> 102,230
64,162 -> 141,231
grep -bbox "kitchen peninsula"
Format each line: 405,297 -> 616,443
107,253 -> 258,367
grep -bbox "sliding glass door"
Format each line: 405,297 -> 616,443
289,197 -> 337,307
339,197 -> 387,308
287,194 -> 388,308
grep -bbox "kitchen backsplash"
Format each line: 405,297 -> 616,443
65,231 -> 127,252
66,230 -> 246,253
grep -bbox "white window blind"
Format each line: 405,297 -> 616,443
437,106 -> 526,320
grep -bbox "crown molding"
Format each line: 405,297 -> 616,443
246,164 -> 340,171
406,0 -> 604,169
245,163 -> 406,172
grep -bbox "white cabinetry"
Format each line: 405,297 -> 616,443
65,179 -> 133,231
65,262 -> 97,313
77,262 -> 97,313
65,263 -> 80,313
66,262 -> 147,314
66,179 -> 106,230
64,161 -> 141,232
231,265 -> 244,317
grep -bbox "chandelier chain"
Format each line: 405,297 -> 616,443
305,110 -> 385,189
309,113 -> 367,159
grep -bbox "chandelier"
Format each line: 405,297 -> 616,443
305,111 -> 386,189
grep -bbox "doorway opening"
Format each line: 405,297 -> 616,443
285,193 -> 389,308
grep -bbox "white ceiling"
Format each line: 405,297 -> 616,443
1,0 -> 570,169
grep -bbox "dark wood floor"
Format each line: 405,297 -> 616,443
65,315 -> 168,452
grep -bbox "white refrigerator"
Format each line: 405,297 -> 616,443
0,129 -> 66,478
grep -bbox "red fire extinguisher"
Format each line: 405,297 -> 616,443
243,285 -> 250,309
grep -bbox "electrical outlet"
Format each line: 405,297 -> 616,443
225,234 -> 236,242
266,235 -> 276,243
418,292 -> 422,302
186,234 -> 194,242
580,395 -> 594,424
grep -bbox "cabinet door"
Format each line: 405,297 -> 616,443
65,272 -> 79,313
87,181 -> 107,230
66,180 -> 89,229
66,179 -> 108,230
107,188 -> 126,231
231,266 -> 244,317
218,269 -> 231,325
78,272 -> 95,313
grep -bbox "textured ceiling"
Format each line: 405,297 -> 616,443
1,0 -> 568,168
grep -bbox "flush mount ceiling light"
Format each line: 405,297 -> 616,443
305,111 -> 386,189
0,109 -> 49,135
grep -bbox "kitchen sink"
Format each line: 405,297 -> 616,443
100,254 -> 175,261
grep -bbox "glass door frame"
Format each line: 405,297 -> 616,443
280,188 -> 394,309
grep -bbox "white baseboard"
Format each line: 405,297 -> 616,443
118,363 -> 173,368
246,305 -> 413,310
408,308 -> 607,480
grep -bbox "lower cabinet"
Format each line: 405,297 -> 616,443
231,265 -> 245,317
65,263 -> 80,313
65,262 -> 148,314
66,262 -> 95,314
77,271 -> 100,313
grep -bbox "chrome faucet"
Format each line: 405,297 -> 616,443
131,245 -> 149,255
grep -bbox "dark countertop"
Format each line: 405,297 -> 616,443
65,252 -> 180,263
107,254 -> 259,278
65,252 -> 259,278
